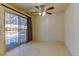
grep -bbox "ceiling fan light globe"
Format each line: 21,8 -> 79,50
42,12 -> 46,16
38,13 -> 42,15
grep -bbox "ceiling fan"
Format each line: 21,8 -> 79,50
32,5 -> 54,16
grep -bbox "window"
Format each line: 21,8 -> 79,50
5,12 -> 27,51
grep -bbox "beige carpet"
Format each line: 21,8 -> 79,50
5,41 -> 70,56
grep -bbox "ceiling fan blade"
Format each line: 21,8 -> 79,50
35,6 -> 39,9
46,6 -> 54,11
46,12 -> 52,15
40,5 -> 45,8
31,12 -> 38,13
30,11 -> 37,14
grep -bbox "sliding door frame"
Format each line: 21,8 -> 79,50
0,4 -> 32,55
4,8 -> 28,49
1,4 -> 31,51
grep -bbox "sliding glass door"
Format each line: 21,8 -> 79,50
19,17 -> 27,44
5,12 -> 27,51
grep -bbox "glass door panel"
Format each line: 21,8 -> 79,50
5,12 -> 19,50
19,17 -> 27,44
20,30 -> 27,44
20,17 -> 27,29
5,12 -> 27,51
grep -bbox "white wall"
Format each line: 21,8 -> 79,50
64,3 -> 79,56
48,13 -> 64,42
32,13 -> 64,43
74,4 -> 79,55
64,4 -> 75,55
32,15 -> 48,42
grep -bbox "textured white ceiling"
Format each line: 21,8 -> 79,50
9,3 -> 69,15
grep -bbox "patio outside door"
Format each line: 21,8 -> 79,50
5,12 -> 27,51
